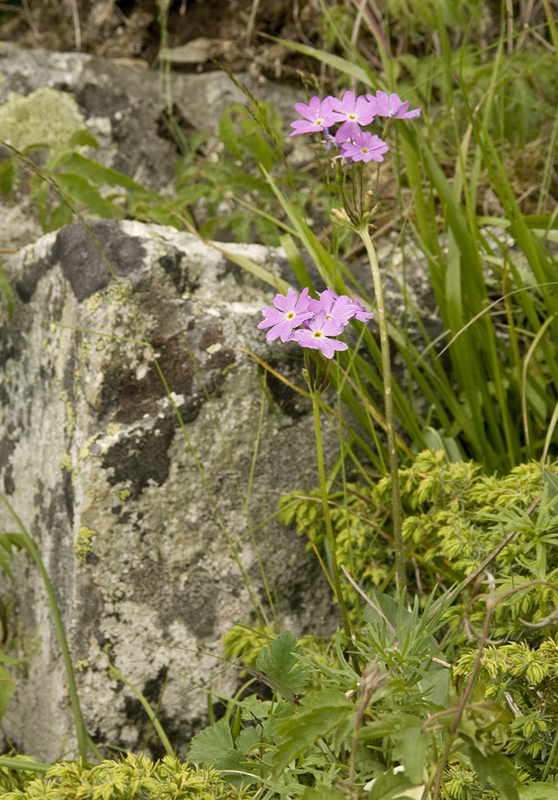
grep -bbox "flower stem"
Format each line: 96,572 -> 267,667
309,384 -> 354,646
357,222 -> 407,596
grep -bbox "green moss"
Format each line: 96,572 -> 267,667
0,87 -> 86,151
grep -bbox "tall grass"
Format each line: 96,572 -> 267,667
254,0 -> 558,475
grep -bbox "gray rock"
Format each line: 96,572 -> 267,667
0,43 -> 303,251
0,219 -> 338,761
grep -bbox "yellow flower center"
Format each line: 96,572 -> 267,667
312,331 -> 323,339
286,312 -> 295,320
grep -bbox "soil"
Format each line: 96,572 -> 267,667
0,0 -> 324,80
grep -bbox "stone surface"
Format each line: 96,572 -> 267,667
0,43 -> 303,251
0,219 -> 339,761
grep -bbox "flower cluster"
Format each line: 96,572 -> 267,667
289,90 -> 420,164
258,287 -> 372,359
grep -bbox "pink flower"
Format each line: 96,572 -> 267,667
311,288 -> 373,325
289,96 -> 338,136
329,91 -> 376,143
258,287 -> 313,342
340,131 -> 389,163
292,311 -> 348,360
366,91 -> 421,119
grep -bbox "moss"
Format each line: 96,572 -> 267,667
74,526 -> 97,562
0,87 -> 86,151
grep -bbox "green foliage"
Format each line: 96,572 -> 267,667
280,452 -> 558,634
0,753 -> 246,800
0,755 -> 41,794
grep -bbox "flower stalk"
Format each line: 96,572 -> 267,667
357,220 -> 406,595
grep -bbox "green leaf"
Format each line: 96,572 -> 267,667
543,468 -> 558,509
49,201 -> 74,231
368,768 -> 423,800
0,663 -> 15,720
303,786 -> 347,800
519,783 -> 558,800
0,649 -> 20,665
53,173 -> 118,218
278,233 -> 314,291
68,128 -> 99,149
254,133 -> 274,173
392,720 -> 428,785
57,153 -> 145,191
271,689 -> 353,778
255,630 -> 309,693
468,748 -> 520,800
219,109 -> 243,160
0,264 -> 15,321
187,719 -> 243,772
0,158 -> 16,195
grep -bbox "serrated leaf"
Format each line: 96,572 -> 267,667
187,719 -> 242,771
271,689 -> 353,778
255,630 -> 309,694
236,726 -> 261,756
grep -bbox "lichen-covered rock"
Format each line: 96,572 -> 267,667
0,220 -> 337,761
0,43 -> 302,250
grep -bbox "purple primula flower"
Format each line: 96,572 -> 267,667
320,131 -> 338,154
289,96 -> 337,136
310,289 -> 357,326
258,287 -> 312,342
311,288 -> 373,325
292,311 -> 348,360
340,131 -> 389,163
329,91 -> 376,143
351,300 -> 373,322
367,91 -> 421,119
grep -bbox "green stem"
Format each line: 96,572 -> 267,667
357,223 -> 407,596
309,386 -> 354,648
0,493 -> 99,761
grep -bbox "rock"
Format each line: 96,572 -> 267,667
0,219 -> 339,761
0,43 -> 302,251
